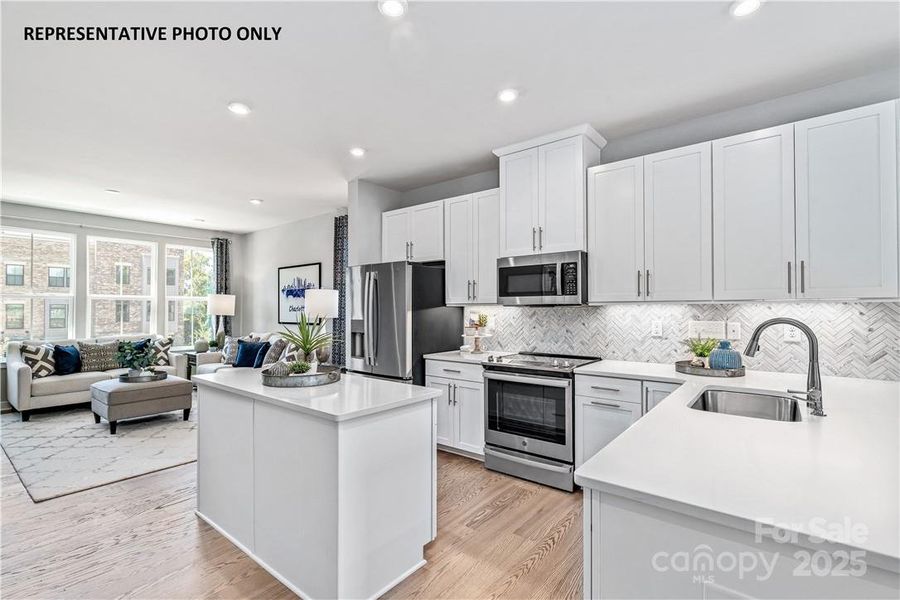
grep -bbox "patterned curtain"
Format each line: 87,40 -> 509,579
210,237 -> 232,336
332,215 -> 349,366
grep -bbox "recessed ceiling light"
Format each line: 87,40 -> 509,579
249,199 -> 264,205
730,0 -> 761,18
378,0 -> 407,18
497,88 -> 519,103
349,147 -> 366,158
193,218 -> 206,223
104,188 -> 120,194
227,102 -> 252,116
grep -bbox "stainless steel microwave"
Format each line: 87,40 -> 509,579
497,251 -> 588,306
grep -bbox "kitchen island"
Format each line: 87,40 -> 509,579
192,368 -> 441,600
574,361 -> 899,599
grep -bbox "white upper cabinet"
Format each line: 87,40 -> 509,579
587,158 -> 645,302
643,142 -> 712,302
382,209 -> 410,262
496,126 -> 605,258
499,148 -> 540,257
795,101 -> 899,299
713,125 -> 796,301
443,189 -> 500,305
473,189 -> 500,303
381,199 -> 445,263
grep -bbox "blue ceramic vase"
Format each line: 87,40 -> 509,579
709,340 -> 742,370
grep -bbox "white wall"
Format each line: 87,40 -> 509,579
347,179 -> 401,267
0,201 -> 245,337
241,210 -> 338,333
601,68 -> 900,163
398,169 -> 498,207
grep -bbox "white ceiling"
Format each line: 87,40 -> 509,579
2,1 -> 898,233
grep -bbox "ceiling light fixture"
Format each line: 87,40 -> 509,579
249,199 -> 264,205
104,188 -> 120,194
378,0 -> 407,18
349,147 -> 366,158
497,88 -> 519,103
730,0 -> 761,18
193,218 -> 206,223
227,102 -> 252,116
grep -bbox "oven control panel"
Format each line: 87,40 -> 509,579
561,262 -> 578,295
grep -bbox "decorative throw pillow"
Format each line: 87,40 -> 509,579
78,341 -> 120,372
223,335 -> 259,365
20,343 -> 55,378
262,338 -> 287,365
149,337 -> 174,366
234,340 -> 269,368
283,343 -> 303,363
53,344 -> 82,375
118,338 -> 151,367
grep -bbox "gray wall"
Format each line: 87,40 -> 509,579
601,68 -> 900,163
347,179 -> 402,267
241,211 -> 338,333
398,169 -> 499,207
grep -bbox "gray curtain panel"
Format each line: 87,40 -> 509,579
211,237 -> 233,336
332,215 -> 348,366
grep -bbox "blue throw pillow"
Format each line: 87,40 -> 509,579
234,340 -> 270,368
253,342 -> 271,368
53,344 -> 82,375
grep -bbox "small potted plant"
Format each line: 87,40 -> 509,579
683,337 -> 718,368
117,341 -> 154,377
281,312 -> 332,374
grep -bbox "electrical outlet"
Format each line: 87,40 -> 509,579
784,325 -> 802,343
688,320 -> 726,339
651,321 -> 663,337
726,322 -> 741,340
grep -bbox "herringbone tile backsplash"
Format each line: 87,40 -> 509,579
469,302 -> 900,381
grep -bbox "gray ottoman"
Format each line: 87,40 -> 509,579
90,376 -> 193,434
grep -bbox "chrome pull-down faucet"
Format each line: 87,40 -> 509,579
744,318 -> 826,417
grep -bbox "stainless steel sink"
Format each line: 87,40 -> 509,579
689,389 -> 803,422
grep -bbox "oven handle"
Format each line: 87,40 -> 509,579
484,446 -> 573,474
483,372 -> 572,388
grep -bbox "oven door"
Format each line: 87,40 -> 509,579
484,371 -> 573,463
497,262 -> 557,304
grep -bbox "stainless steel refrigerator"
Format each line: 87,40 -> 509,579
348,261 -> 462,385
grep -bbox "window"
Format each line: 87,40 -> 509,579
5,304 -> 25,329
165,245 -> 214,347
48,303 -> 68,330
88,237 -> 156,337
47,266 -> 70,288
115,264 -> 131,285
0,228 -> 76,351
6,264 -> 24,286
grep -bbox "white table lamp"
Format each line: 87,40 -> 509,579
208,294 -> 236,347
304,289 -> 339,321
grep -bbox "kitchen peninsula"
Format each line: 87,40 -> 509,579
192,368 -> 441,600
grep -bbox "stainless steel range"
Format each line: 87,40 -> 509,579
482,352 -> 601,491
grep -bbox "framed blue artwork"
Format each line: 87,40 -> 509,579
278,262 -> 321,324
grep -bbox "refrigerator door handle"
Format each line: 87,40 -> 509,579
371,273 -> 380,365
363,271 -> 372,366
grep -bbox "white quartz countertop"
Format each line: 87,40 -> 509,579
423,350 -> 513,364
573,360 -> 900,570
193,368 -> 440,422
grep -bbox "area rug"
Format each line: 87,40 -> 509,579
1,401 -> 197,502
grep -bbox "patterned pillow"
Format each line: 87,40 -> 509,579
283,343 -> 304,363
150,337 -> 174,366
262,338 -> 287,365
223,335 -> 259,365
78,341 -> 120,372
20,343 -> 55,378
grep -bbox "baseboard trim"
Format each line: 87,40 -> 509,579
437,444 -> 485,462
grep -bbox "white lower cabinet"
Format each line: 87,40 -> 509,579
575,375 -> 680,468
425,360 -> 485,458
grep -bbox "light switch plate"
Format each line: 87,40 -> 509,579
688,320 -> 726,339
726,322 -> 741,340
651,321 -> 663,337
784,324 -> 802,343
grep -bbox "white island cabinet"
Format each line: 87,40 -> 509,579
193,368 -> 441,600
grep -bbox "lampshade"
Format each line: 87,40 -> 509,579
304,289 -> 339,320
208,294 -> 236,316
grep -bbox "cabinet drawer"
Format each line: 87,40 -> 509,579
575,375 -> 642,404
426,360 -> 483,383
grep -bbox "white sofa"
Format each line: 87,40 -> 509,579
194,332 -> 287,376
5,335 -> 187,421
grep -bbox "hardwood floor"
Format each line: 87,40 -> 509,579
1,450 -> 582,599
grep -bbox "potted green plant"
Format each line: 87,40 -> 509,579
683,337 -> 718,368
117,341 -> 154,377
281,311 -> 332,373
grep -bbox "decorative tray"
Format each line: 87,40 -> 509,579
118,372 -> 168,383
261,365 -> 341,388
674,360 -> 745,378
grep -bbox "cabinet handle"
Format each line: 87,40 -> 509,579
443,368 -> 461,374
787,261 -> 792,294
590,400 -> 621,409
410,241 -> 414,260
532,227 -> 537,251
591,385 -> 620,392
447,382 -> 452,406
645,269 -> 651,297
637,270 -> 642,297
467,280 -> 472,300
644,387 -> 649,413
800,260 -> 805,294
538,227 -> 543,250
453,384 -> 458,405
473,280 -> 477,300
